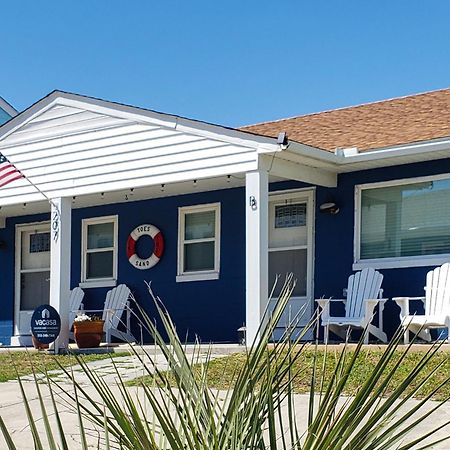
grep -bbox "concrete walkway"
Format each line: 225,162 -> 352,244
1,344 -> 450,449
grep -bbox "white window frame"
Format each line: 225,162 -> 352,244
80,215 -> 118,288
177,202 -> 221,282
354,173 -> 450,270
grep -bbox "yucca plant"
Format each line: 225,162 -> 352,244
1,275 -> 450,449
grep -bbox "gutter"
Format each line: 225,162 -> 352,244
284,137 -> 450,168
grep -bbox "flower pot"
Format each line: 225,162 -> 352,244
74,320 -> 105,349
32,335 -> 49,350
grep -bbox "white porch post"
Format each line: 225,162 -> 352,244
50,197 -> 72,353
245,170 -> 269,346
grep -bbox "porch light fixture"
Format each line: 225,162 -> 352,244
161,184 -> 165,192
193,179 -> 197,187
101,192 -> 105,199
130,188 -> 134,196
22,203 -> 27,209
319,202 -> 340,215
227,175 -> 231,183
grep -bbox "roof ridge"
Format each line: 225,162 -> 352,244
241,86 -> 450,128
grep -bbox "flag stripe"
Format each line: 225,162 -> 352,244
0,153 -> 24,188
0,167 -> 19,181
0,173 -> 23,188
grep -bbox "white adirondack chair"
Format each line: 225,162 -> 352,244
102,284 -> 135,344
68,287 -> 85,340
81,284 -> 135,344
316,268 -> 388,344
393,263 -> 450,344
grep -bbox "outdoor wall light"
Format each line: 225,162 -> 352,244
319,202 -> 340,215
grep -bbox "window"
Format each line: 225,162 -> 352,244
177,203 -> 220,282
275,204 -> 307,228
81,216 -> 118,287
355,175 -> 450,269
30,232 -> 50,253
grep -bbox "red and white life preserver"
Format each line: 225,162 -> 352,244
126,224 -> 164,270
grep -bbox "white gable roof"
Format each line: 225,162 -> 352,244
0,91 -> 282,206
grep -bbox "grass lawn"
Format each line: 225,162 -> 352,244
129,347 -> 450,400
0,351 -> 128,382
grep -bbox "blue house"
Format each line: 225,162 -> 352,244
0,88 -> 449,348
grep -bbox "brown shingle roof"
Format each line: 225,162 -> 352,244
240,88 -> 450,152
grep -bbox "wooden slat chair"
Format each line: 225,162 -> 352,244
317,268 -> 388,344
81,284 -> 135,344
103,284 -> 134,344
394,263 -> 450,344
68,287 -> 85,340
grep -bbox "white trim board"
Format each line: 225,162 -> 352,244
81,215 -> 118,288
268,188 -> 315,340
0,96 -> 18,117
0,91 -> 282,153
177,202 -> 221,283
14,221 -> 50,337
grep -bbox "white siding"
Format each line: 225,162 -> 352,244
0,105 -> 258,205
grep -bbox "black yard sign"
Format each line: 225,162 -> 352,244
31,305 -> 61,344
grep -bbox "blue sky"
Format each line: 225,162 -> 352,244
1,1 -> 449,127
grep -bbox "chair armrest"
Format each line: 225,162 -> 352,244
365,298 -> 388,305
393,296 -> 425,303
316,298 -> 346,321
392,297 -> 425,319
315,298 -> 347,304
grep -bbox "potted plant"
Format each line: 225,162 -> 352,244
73,313 -> 105,348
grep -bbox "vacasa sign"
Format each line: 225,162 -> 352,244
31,305 -> 61,345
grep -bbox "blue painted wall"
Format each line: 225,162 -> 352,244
0,187 -> 246,344
1,157 -> 450,344
308,157 -> 450,339
71,188 -> 246,343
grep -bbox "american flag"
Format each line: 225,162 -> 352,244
0,153 -> 24,188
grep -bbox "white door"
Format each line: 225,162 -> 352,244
15,223 -> 51,336
268,190 -> 314,340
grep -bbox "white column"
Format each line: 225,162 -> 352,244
245,170 -> 269,346
50,197 -> 72,353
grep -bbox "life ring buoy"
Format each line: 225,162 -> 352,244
126,224 -> 164,270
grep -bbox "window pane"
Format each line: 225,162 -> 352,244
269,249 -> 307,297
87,222 -> 114,249
30,232 -> 50,253
20,271 -> 50,310
184,242 -> 215,272
87,251 -> 114,278
275,204 -> 306,228
361,179 -> 450,259
185,210 -> 215,240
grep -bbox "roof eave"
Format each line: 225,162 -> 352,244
0,96 -> 18,117
337,137 -> 450,165
0,90 -> 282,153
